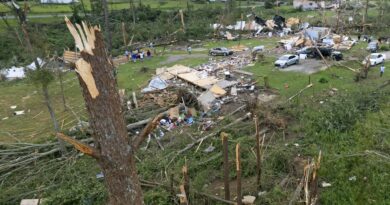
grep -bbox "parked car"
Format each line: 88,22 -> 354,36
366,41 -> 378,53
331,51 -> 343,61
362,53 -> 386,66
275,54 -> 299,68
209,47 -> 233,56
296,47 -> 333,59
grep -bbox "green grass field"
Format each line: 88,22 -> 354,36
1,34 -> 389,204
1,37 -> 388,143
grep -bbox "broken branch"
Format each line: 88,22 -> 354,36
56,133 -> 100,159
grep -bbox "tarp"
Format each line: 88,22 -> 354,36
142,77 -> 168,93
2,58 -> 43,80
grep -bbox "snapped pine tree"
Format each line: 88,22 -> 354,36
63,17 -> 144,204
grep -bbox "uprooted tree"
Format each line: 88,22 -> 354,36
62,17 -> 144,204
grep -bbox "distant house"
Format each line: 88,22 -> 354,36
40,0 -> 77,4
293,0 -> 323,10
294,0 -> 343,10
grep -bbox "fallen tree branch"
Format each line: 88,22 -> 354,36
57,133 -> 100,159
166,113 -> 267,167
132,113 -> 166,151
288,83 -> 313,101
127,110 -> 169,131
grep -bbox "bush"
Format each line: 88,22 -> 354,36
379,45 -> 390,51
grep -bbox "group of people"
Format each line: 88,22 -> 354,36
125,49 -> 152,62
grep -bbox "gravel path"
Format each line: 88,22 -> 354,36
161,54 -> 208,65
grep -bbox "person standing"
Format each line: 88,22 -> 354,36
187,45 -> 192,55
140,51 -> 144,62
125,50 -> 129,61
131,52 -> 137,63
147,50 -> 151,58
380,64 -> 385,77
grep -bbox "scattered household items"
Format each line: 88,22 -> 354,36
209,47 -> 234,56
274,54 -> 299,68
362,53 -> 386,66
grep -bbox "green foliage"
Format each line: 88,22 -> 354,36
305,90 -> 387,136
264,0 -> 274,9
27,67 -> 55,88
143,188 -> 171,205
70,2 -> 84,24
318,77 -> 329,83
379,45 -> 389,51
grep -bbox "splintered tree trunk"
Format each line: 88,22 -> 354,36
65,18 -> 143,204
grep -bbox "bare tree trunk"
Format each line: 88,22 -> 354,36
129,0 -> 136,25
362,0 -> 368,33
58,71 -> 67,111
42,85 -> 66,153
65,18 -> 143,204
102,0 -> 112,52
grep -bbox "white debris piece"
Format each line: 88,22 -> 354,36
321,181 -> 332,187
13,110 -> 25,115
349,176 -> 356,181
10,105 -> 17,109
20,199 -> 42,205
242,195 -> 256,204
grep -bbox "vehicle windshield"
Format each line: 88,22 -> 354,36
370,54 -> 379,59
279,56 -> 290,60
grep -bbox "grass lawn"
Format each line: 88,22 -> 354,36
1,35 -> 389,204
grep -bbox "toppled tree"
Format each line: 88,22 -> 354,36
63,18 -> 143,204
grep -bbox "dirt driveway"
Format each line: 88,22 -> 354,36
279,58 -> 328,74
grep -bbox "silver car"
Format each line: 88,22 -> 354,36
275,54 -> 299,68
209,47 -> 234,56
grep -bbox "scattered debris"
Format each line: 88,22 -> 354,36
204,144 -> 215,153
321,181 -> 332,188
349,176 -> 357,181
258,191 -> 267,196
10,105 -> 17,109
96,172 -> 104,179
13,110 -> 25,116
20,199 -> 44,205
242,195 -> 256,204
